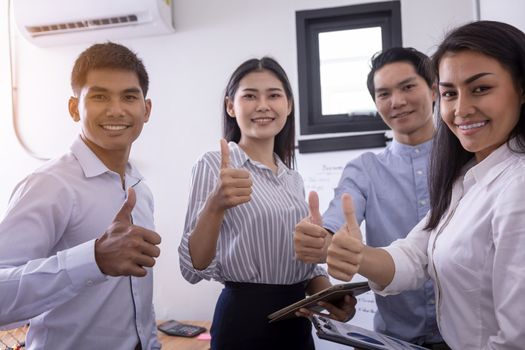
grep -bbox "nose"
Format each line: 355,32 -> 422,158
256,97 -> 270,112
454,92 -> 475,118
390,90 -> 407,109
106,98 -> 125,117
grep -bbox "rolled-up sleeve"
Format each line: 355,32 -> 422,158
370,215 -> 430,296
178,157 -> 221,284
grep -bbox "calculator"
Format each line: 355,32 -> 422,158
157,320 -> 207,337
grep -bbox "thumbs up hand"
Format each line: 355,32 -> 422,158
95,187 -> 162,277
327,193 -> 364,281
210,139 -> 252,211
294,191 -> 331,263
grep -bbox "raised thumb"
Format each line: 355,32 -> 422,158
341,193 -> 362,241
308,191 -> 323,226
113,187 -> 136,224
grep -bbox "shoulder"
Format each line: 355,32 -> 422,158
343,149 -> 385,174
193,151 -> 221,171
21,153 -> 80,191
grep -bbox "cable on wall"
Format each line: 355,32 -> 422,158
7,0 -> 50,161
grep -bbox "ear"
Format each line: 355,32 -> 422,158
225,97 -> 235,118
68,96 -> 80,122
287,99 -> 293,117
144,98 -> 152,123
431,83 -> 438,103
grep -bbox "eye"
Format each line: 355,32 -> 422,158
242,93 -> 256,100
472,86 -> 491,94
403,83 -> 416,91
269,93 -> 283,99
376,92 -> 389,99
90,94 -> 107,101
124,94 -> 139,102
440,90 -> 456,99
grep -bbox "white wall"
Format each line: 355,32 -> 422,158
1,0 -> 476,341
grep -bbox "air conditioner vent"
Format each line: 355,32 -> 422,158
26,14 -> 139,37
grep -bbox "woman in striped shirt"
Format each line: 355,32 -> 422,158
178,57 -> 355,350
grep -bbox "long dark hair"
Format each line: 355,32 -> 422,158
426,20 -> 525,230
222,57 -> 296,168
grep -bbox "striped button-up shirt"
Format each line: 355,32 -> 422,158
179,142 -> 326,285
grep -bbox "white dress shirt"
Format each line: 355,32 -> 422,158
0,137 -> 160,350
372,141 -> 525,349
179,142 -> 326,285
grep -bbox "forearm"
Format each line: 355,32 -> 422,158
0,241 -> 105,325
188,198 -> 225,270
359,246 -> 395,289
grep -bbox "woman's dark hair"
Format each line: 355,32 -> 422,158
223,57 -> 296,168
366,47 -> 435,100
426,20 -> 525,230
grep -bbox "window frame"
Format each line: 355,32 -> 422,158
296,1 -> 402,151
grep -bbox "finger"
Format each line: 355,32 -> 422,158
220,138 -> 230,169
318,301 -> 346,321
296,308 -> 313,319
134,254 -> 157,268
113,187 -> 136,224
140,242 -> 161,258
341,193 -> 362,240
227,169 -> 251,180
140,229 -> 162,245
308,191 -> 322,226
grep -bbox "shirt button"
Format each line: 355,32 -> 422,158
415,148 -> 420,153
429,299 -> 435,305
416,170 -> 423,175
419,200 -> 427,206
86,280 -> 93,287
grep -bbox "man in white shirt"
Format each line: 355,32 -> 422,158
0,42 -> 161,349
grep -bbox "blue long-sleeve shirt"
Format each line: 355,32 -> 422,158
323,139 -> 442,345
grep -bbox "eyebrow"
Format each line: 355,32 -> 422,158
241,87 -> 284,92
87,86 -> 142,94
439,72 -> 494,87
375,76 -> 417,93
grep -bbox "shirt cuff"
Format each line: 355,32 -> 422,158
369,246 -> 411,297
58,239 -> 107,289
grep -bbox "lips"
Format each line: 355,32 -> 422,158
456,121 -> 488,130
390,111 -> 413,119
100,124 -> 130,131
251,117 -> 275,124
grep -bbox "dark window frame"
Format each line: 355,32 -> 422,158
296,1 -> 402,152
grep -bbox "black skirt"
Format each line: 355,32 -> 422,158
210,281 -> 315,350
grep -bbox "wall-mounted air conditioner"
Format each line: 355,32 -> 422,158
12,0 -> 175,47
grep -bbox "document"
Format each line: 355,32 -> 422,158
268,281 -> 370,322
313,315 -> 427,350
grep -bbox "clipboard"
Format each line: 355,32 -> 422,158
267,281 -> 370,322
312,315 -> 428,350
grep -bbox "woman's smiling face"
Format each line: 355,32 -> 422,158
438,50 -> 524,162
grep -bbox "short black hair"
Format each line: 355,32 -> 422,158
366,47 -> 434,100
71,42 -> 149,96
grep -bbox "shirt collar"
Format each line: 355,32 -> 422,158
70,136 -> 143,182
466,139 -> 517,187
227,141 -> 288,176
390,138 -> 433,157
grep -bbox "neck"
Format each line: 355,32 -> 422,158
238,138 -> 276,171
394,120 -> 435,146
80,135 -> 130,180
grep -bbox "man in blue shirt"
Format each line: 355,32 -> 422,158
294,47 -> 449,349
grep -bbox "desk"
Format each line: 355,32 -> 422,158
158,320 -> 212,350
0,321 -> 211,350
